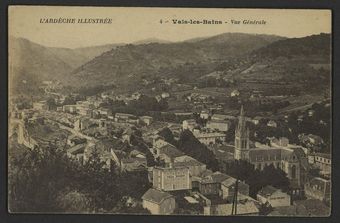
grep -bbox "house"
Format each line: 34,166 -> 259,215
257,185 -> 290,207
230,89 -> 240,97
193,130 -> 226,145
267,120 -> 277,128
252,116 -> 263,125
161,92 -> 170,99
74,118 -> 95,131
122,128 -> 134,144
308,109 -> 315,117
33,101 -> 49,110
142,188 -> 176,215
182,119 -> 197,131
152,165 -> 191,191
120,157 -> 147,172
140,116 -> 153,126
63,105 -> 77,114
204,194 -> 259,216
206,120 -> 230,132
97,108 -> 112,117
211,114 -> 236,121
56,106 -> 63,112
221,178 -> 249,201
173,155 -> 207,177
299,134 -> 324,148
67,135 -> 87,147
155,95 -> 162,102
131,92 -> 142,100
309,153 -> 331,176
198,172 -> 230,196
152,136 -> 169,149
115,113 -> 138,123
155,144 -> 185,164
304,177 -> 331,204
67,143 -> 86,162
200,110 -> 210,120
130,149 -> 146,159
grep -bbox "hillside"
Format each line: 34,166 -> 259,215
9,37 -> 119,95
212,33 -> 331,86
69,33 -> 285,89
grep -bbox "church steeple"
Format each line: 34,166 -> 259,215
240,105 -> 244,117
234,105 -> 250,160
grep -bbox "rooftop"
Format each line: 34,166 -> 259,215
257,185 -> 281,197
142,188 -> 173,204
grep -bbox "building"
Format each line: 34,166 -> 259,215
204,195 -> 259,216
67,135 -> 87,147
198,172 -> 230,196
152,165 -> 191,191
140,116 -> 153,126
173,155 -> 207,177
234,106 -> 307,190
230,89 -> 240,97
182,119 -> 197,131
142,188 -> 175,215
309,153 -> 331,176
66,143 -> 86,162
63,105 -> 77,114
267,120 -> 278,128
252,116 -> 263,125
153,136 -> 169,149
155,143 -> 185,164
221,178 -> 249,201
193,129 -> 226,145
200,110 -> 210,120
304,177 -> 331,204
33,101 -> 49,110
206,120 -> 230,132
211,114 -> 236,121
120,157 -> 147,172
74,118 -> 95,131
115,113 -> 139,124
131,92 -> 142,100
234,106 -> 250,160
257,185 -> 291,207
161,92 -> 170,99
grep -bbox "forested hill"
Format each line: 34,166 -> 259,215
68,33 -> 284,88
250,33 -> 331,60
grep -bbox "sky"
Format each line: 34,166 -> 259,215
9,6 -> 331,49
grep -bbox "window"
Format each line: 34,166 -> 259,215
292,165 -> 296,179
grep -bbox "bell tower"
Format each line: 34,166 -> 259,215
234,105 -> 250,160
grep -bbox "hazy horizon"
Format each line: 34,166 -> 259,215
9,31 -> 331,49
9,7 -> 331,49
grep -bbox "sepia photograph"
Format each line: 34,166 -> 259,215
8,6 -> 331,216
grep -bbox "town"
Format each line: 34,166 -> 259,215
8,78 -> 331,216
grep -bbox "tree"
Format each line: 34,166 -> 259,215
222,161 -> 290,198
158,127 -> 177,147
56,190 -> 94,213
178,130 -> 219,171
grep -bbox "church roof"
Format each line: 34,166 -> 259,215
249,148 -> 284,162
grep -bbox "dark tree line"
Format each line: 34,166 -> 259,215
9,145 -> 151,213
221,160 -> 290,198
177,130 -> 219,171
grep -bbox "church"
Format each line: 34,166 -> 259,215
234,106 -> 308,194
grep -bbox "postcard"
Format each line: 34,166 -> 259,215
8,6 -> 331,216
